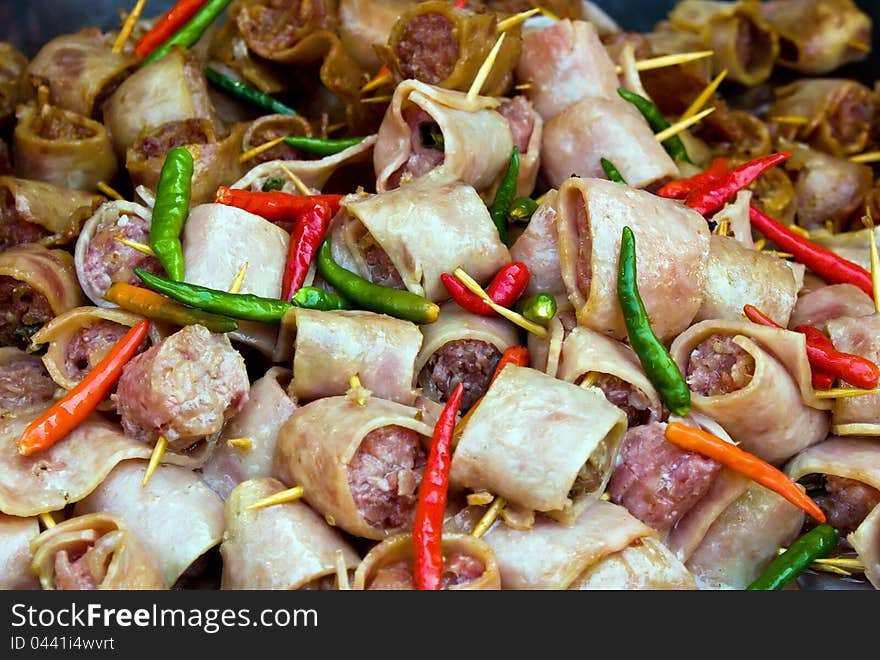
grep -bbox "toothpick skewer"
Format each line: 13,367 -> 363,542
467,32 -> 506,102
654,107 -> 715,143
472,496 -> 506,538
142,436 -> 167,487
114,237 -> 156,257
112,0 -> 146,54
452,267 -> 548,338
228,262 -> 249,294
851,151 -> 880,164
245,485 -> 305,511
614,50 -> 714,75
496,8 -> 540,32
227,437 -> 253,450
39,512 -> 56,529
679,69 -> 727,122
278,164 -> 313,196
814,387 -> 880,399
97,181 -> 125,200
238,136 -> 286,164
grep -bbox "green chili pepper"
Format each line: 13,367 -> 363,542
261,177 -> 286,192
142,0 -> 234,66
419,121 -> 445,151
150,146 -> 194,282
134,269 -> 351,323
316,239 -> 440,324
489,146 -> 519,244
282,135 -> 366,156
508,196 -> 538,223
205,67 -> 298,116
747,524 -> 840,591
516,292 -> 557,326
617,226 -> 691,416
600,158 -> 627,184
617,88 -> 692,164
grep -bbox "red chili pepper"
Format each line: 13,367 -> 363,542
491,346 -> 530,383
281,202 -> 333,302
17,320 -> 150,457
685,152 -> 791,216
656,157 -> 730,199
743,304 -> 879,390
413,381 -> 464,591
134,0 -> 208,59
748,205 -> 874,297
441,262 -> 531,316
214,186 -> 344,224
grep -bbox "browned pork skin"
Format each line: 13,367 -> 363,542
556,177 -> 709,342
670,319 -> 830,465
0,243 -> 85,348
415,302 -> 519,412
23,27 -> 136,119
221,478 -> 360,589
352,532 -> 500,590
275,395 -> 435,540
0,42 -> 28,128
13,103 -> 117,192
114,324 -> 250,452
72,461 -> 225,588
450,364 -> 627,519
0,175 -> 103,252
30,512 -> 166,590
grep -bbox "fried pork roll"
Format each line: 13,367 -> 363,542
283,308 -> 423,405
30,512 -> 166,590
29,306 -> 157,391
0,175 -> 104,252
377,1 -> 522,98
0,513 -> 39,589
541,96 -> 679,190
826,315 -> 880,436
74,199 -> 163,307
555,327 -> 663,428
339,0 -> 414,71
770,78 -> 880,157
231,134 -> 378,195
451,365 -> 627,519
0,42 -> 27,128
0,243 -> 84,348
670,319 -> 831,465
102,46 -> 215,159
667,0 -> 779,86
275,395 -> 435,540
240,113 -> 314,166
13,103 -> 117,192
181,203 -> 289,357
0,347 -> 58,419
22,28 -> 136,118
515,18 -> 620,120
334,173 -> 510,302
73,461 -> 226,588
373,80 -> 514,194
695,234 -> 800,327
126,121 -> 247,205
221,478 -> 360,590
460,499 -> 695,589
556,177 -> 710,342
760,0 -> 872,75
0,412 -> 201,518
665,470 -> 806,589
788,283 -> 875,332
353,531 -> 500,590
415,301 -> 519,412
114,324 -> 250,453
508,189 -> 565,298
201,368 -> 297,500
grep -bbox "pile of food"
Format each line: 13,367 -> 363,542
1,0 -> 879,591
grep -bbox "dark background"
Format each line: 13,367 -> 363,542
0,0 -> 877,76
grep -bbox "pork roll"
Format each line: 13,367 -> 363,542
826,315 -> 880,436
338,0 -> 414,71
275,394 -> 435,540
220,477 -> 360,590
556,176 -> 710,342
415,301 -> 519,412
788,283 -> 875,332
13,103 -> 117,192
450,364 -> 627,518
0,243 -> 85,348
0,347 -> 58,419
508,189 -> 565,298
30,512 -> 166,590
240,112 -> 314,165
72,461 -> 226,587
670,318 -> 831,464
201,367 -> 297,500
352,531 -> 500,590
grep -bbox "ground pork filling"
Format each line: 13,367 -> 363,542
417,339 -> 502,411
134,118 -> 211,161
53,547 -> 100,591
0,276 -> 54,347
348,425 -> 427,531
686,334 -> 756,397
394,13 -> 459,84
64,320 -> 131,382
34,108 -> 95,141
816,475 -> 880,536
589,372 -> 654,427
367,552 -> 484,590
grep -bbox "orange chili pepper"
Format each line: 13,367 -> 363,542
17,320 -> 150,457
491,345 -> 530,382
664,422 -> 826,523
